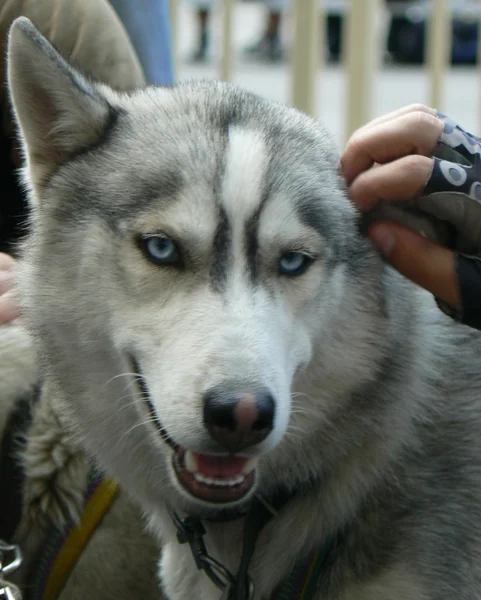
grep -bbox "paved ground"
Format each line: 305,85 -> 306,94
174,3 -> 481,146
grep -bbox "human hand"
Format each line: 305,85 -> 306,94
0,253 -> 20,324
341,104 -> 481,329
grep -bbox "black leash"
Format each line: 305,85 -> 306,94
229,492 -> 291,600
173,487 -> 298,600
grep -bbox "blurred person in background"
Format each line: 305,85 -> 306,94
243,0 -> 286,62
188,0 -> 211,62
188,0 -> 287,63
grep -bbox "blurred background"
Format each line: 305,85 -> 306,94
168,0 -> 480,146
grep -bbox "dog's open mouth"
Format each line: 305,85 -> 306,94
172,447 -> 258,503
133,359 -> 258,503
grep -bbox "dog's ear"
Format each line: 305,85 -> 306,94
7,17 -> 113,197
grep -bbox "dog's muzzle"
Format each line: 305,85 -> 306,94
133,359 -> 276,504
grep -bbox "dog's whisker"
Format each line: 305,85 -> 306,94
291,392 -> 312,399
116,418 -> 159,445
289,408 -> 313,416
286,423 -> 309,435
103,371 -> 144,390
115,393 -> 151,413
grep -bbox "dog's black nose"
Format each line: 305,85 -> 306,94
203,386 -> 276,452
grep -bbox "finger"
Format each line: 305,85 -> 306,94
0,271 -> 15,296
0,293 -> 21,325
349,155 -> 434,212
0,253 -> 16,272
367,221 -> 459,309
357,104 -> 438,135
341,110 -> 443,185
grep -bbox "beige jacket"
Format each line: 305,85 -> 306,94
0,0 -> 145,166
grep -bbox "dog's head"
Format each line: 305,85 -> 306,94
8,19 -> 392,517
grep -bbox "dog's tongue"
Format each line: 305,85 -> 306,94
194,452 -> 249,478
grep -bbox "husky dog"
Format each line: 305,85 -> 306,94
6,15 -> 481,600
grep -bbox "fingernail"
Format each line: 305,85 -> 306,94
368,225 -> 395,257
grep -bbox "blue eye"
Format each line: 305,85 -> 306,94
142,236 -> 180,265
279,252 -> 312,276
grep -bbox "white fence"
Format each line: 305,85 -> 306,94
169,0 -> 478,142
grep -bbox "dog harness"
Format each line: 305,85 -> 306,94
30,467 -> 119,600
173,489 -> 337,600
28,469 -> 331,600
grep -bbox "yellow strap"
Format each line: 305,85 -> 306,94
42,477 -> 119,600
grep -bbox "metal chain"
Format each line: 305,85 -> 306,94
0,541 -> 23,600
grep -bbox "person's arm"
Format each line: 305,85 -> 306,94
341,104 -> 481,329
109,0 -> 174,86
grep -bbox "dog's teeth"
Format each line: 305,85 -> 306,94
216,480 -> 231,487
184,450 -> 198,473
193,473 -> 212,485
193,472 -> 245,488
193,472 -> 205,484
242,457 -> 258,475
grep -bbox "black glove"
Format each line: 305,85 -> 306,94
363,112 -> 481,330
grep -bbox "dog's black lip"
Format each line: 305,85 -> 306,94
131,356 -> 178,450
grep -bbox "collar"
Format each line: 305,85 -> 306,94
174,484 -> 337,600
173,488 -> 297,599
30,466 -> 119,600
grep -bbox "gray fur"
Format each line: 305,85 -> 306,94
4,16 -> 481,600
